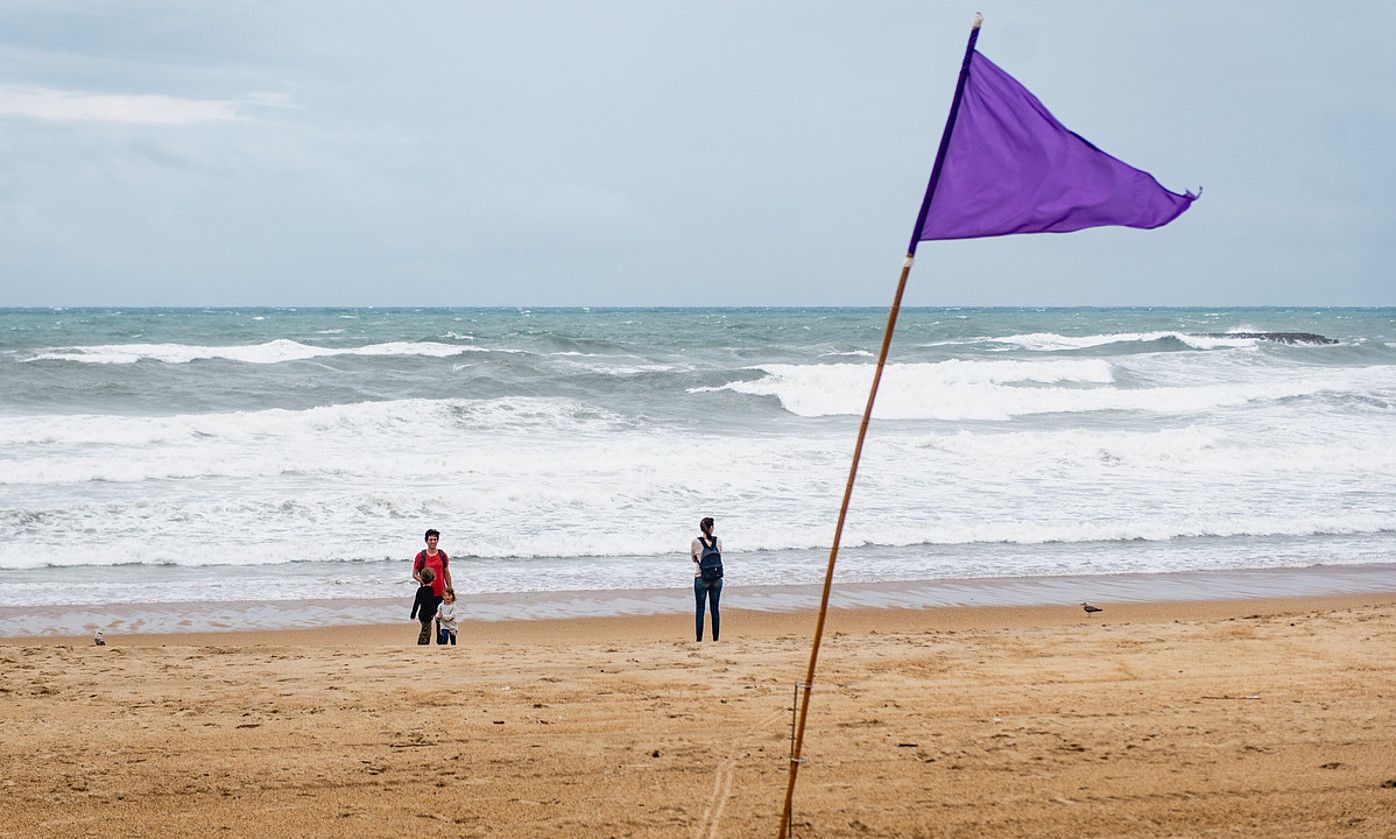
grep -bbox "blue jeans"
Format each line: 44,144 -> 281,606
694,577 -> 722,641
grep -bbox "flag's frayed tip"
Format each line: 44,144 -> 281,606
973,12 -> 984,29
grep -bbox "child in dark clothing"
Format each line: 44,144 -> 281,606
410,567 -> 440,645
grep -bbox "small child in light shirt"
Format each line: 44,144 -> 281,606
436,588 -> 458,646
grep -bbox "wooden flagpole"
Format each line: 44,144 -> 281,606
777,15 -> 982,837
777,253 -> 915,837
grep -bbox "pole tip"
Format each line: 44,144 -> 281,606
973,12 -> 983,29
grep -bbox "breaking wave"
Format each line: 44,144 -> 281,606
695,356 -> 1396,419
23,339 -> 490,365
926,330 -> 1340,352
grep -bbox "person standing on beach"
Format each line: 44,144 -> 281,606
691,517 -> 723,642
436,588 -> 458,645
413,529 -> 452,600
410,568 -> 440,645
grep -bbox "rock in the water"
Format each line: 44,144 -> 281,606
1193,331 -> 1337,345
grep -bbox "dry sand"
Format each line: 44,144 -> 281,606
2,594 -> 1393,838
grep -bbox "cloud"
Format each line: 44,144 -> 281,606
0,85 -> 289,124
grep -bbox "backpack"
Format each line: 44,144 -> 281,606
698,536 -> 723,582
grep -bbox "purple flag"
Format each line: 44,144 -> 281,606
913,33 -> 1196,246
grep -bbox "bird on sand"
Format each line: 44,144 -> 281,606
1081,602 -> 1103,614
93,630 -> 106,646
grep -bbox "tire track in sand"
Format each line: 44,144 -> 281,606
694,706 -> 785,839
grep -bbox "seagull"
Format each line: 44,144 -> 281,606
93,630 -> 106,646
1081,602 -> 1103,614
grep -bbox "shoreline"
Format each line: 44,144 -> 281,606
4,560 -> 1394,640
5,590 -> 1393,648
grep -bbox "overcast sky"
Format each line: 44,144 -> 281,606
1,2 -> 1391,307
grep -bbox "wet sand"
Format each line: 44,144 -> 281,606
6,561 -> 1394,637
2,593 -> 1394,837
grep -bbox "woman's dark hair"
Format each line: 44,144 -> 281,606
699,517 -> 715,536
425,528 -> 440,541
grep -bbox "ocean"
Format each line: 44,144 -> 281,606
2,306 -> 1394,635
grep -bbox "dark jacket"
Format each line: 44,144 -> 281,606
410,585 -> 440,622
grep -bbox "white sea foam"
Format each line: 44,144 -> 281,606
0,395 -> 624,444
694,358 -> 1113,397
2,505 -> 1391,572
920,331 -> 1315,352
901,425 -> 1396,480
700,359 -> 1395,420
23,339 -> 489,364
1005,331 -> 1264,351
4,389 -> 1393,571
0,396 -> 633,483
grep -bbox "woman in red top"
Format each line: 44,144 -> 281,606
412,529 -> 453,598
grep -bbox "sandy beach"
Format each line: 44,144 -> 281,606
3,593 -> 1393,838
